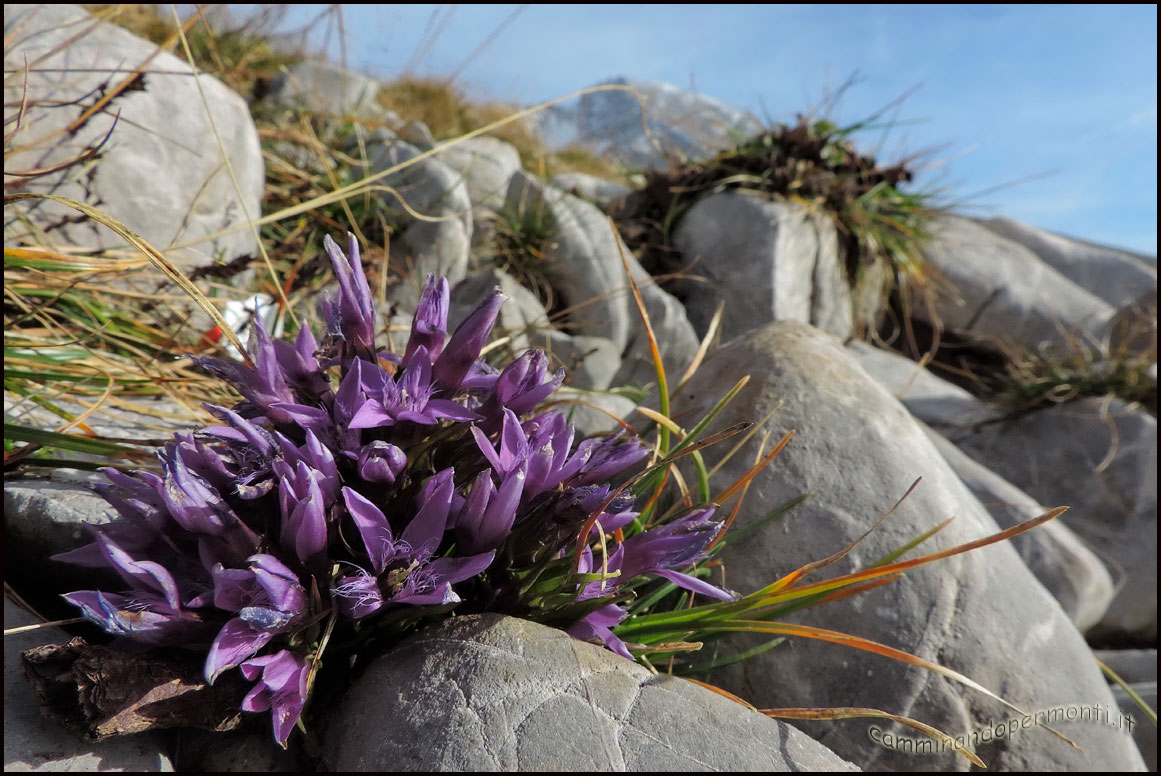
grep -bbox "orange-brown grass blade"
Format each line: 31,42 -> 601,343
713,620 -> 1080,752
625,641 -> 703,655
761,707 -> 985,768
610,216 -> 670,453
712,429 -> 794,506
750,507 -> 1069,607
812,573 -> 902,606
760,477 -> 922,597
540,396 -> 637,434
673,299 -> 725,395
3,193 -> 247,359
708,431 -> 768,549
682,677 -> 758,710
871,517 -> 955,568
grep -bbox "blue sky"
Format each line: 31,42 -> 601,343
271,4 -> 1157,255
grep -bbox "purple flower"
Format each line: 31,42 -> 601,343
432,285 -> 507,392
618,508 -> 735,601
454,468 -> 525,555
275,430 -> 340,505
567,603 -> 632,660
204,555 -> 307,683
471,408 -> 529,479
272,322 -> 331,404
357,441 -> 407,483
521,411 -> 594,499
346,351 -> 480,430
276,461 -> 328,567
569,432 -> 650,488
192,315 -> 294,421
482,349 -> 564,420
239,650 -> 310,747
333,473 -> 496,617
404,274 -> 450,366
323,233 -> 376,361
62,534 -> 201,645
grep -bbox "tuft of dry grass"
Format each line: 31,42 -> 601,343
82,3 -> 304,97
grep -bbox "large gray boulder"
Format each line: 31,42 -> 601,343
365,136 -> 474,298
532,77 -> 760,169
673,321 -> 1144,771
918,216 -> 1115,353
673,192 -> 854,342
3,4 -> 264,272
525,330 -> 622,392
948,398 -> 1157,643
266,60 -> 390,123
506,172 -> 699,389
5,478 -> 116,589
4,599 -> 174,772
434,136 -> 523,215
844,341 -> 998,431
922,425 -> 1115,632
981,218 -> 1157,311
325,614 -> 858,772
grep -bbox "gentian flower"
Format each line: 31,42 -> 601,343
618,507 -> 735,601
63,534 -> 201,646
432,286 -> 507,391
276,460 -> 329,568
322,234 -> 376,362
346,351 -> 480,430
204,555 -> 307,683
481,349 -> 564,421
239,650 -> 310,747
404,274 -> 450,365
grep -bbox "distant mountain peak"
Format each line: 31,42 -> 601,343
531,76 -> 761,170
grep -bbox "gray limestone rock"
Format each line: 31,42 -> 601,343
672,320 -> 1145,771
948,398 -> 1157,643
506,172 -> 698,387
266,60 -> 388,123
1093,649 -> 1158,686
435,137 -> 523,214
918,216 -> 1115,353
365,136 -> 473,297
845,341 -> 998,431
325,614 -> 858,772
922,425 -> 1115,632
552,389 -> 638,437
449,267 -> 551,356
552,172 -> 632,210
172,728 -> 306,772
673,192 -> 853,342
981,217 -> 1157,311
4,4 -> 264,272
4,599 -> 174,772
525,330 -> 621,392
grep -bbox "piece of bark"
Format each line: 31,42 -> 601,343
22,637 -> 246,740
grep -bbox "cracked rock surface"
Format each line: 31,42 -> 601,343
325,614 -> 858,772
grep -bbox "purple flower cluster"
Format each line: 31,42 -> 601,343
57,234 -> 732,746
